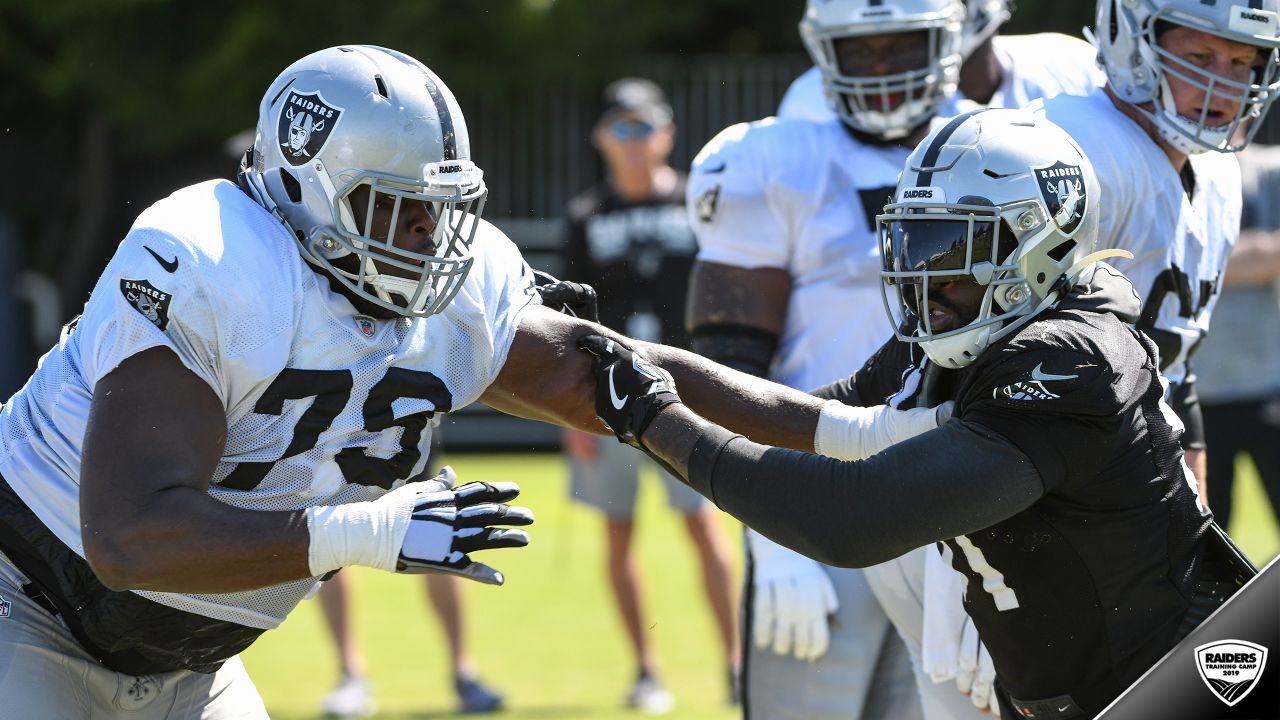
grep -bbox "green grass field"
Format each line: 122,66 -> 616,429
242,452 -> 1280,719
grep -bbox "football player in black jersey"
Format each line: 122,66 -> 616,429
578,109 -> 1255,720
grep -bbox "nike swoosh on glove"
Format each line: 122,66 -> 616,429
396,467 -> 535,585
534,269 -> 599,323
578,334 -> 681,447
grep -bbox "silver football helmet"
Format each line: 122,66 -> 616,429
242,45 -> 487,317
960,0 -> 1012,57
799,0 -> 965,140
879,109 -> 1128,369
1092,0 -> 1280,154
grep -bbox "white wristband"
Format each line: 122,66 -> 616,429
813,400 -> 944,461
304,486 -> 416,575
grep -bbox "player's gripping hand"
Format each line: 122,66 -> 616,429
956,618 -> 1000,715
396,467 -> 534,585
578,335 -> 681,446
306,466 -> 533,586
748,530 -> 840,662
534,269 -> 599,323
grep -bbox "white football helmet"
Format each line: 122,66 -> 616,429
960,0 -> 1012,56
241,45 -> 487,317
878,109 -> 1125,369
1092,0 -> 1280,154
799,0 -> 965,140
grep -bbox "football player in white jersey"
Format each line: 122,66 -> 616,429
1033,0 -> 1280,494
686,3 -> 995,719
689,2 -> 1112,719
777,0 -> 1104,122
0,44 -> 952,719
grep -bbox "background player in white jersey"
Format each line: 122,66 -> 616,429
0,43 -> 956,720
687,3 -> 979,719
1033,0 -> 1280,492
777,0 -> 1104,123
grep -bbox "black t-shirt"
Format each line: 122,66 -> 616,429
687,266 -> 1216,717
564,177 -> 697,349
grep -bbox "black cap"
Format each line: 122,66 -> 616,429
599,77 -> 673,127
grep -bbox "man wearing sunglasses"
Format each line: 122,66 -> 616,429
562,77 -> 740,714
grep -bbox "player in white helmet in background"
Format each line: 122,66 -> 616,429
685,2 -> 1009,718
1034,0 -> 1280,497
778,0 -> 1104,121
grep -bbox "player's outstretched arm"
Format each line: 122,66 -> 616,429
80,347 -> 532,594
481,304 -> 828,451
578,336 -> 1045,568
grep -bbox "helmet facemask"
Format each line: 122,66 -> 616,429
800,2 -> 964,140
1092,1 -> 1280,155
1144,15 -> 1280,154
879,198 -> 1044,368
307,163 -> 487,318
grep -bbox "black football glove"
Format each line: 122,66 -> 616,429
534,269 -> 599,323
578,334 -> 682,446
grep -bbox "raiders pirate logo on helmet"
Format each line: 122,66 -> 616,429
277,91 -> 343,166
1033,161 -> 1088,236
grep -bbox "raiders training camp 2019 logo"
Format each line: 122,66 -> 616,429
1195,640 -> 1268,707
120,279 -> 173,331
278,91 -> 343,166
1033,161 -> 1087,236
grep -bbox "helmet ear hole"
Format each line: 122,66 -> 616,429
278,169 -> 302,203
1046,239 -> 1076,262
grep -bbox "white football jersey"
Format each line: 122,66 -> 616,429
1035,88 -> 1241,385
777,33 -> 1104,123
0,180 -> 538,629
687,118 -> 907,390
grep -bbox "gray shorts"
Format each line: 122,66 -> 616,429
0,549 -> 269,720
568,434 -> 708,518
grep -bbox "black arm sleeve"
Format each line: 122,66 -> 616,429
686,420 -> 1044,568
688,323 -> 778,378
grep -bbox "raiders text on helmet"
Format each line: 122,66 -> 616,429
242,45 -> 487,317
799,0 -> 965,140
878,109 -> 1128,368
1092,0 -> 1280,154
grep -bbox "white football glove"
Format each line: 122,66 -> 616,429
956,618 -> 1000,716
306,466 -> 534,585
748,530 -> 839,662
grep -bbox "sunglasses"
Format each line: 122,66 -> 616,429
609,119 -> 655,141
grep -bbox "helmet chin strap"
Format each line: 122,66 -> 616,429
921,248 -> 1135,369
1149,76 -> 1230,155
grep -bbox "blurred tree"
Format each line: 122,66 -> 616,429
0,0 -> 1095,339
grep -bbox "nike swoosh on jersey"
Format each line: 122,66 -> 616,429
608,365 -> 629,410
144,245 -> 180,273
1031,363 -> 1077,382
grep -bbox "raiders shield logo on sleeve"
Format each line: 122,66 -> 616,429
120,279 -> 173,331
1033,161 -> 1088,236
278,91 -> 343,166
